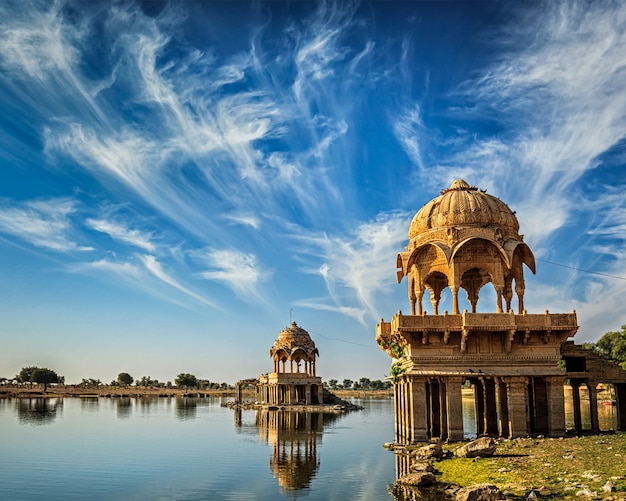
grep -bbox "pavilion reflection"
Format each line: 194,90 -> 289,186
235,408 -> 342,495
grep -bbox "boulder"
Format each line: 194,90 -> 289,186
456,484 -> 504,501
410,462 -> 436,473
455,437 -> 497,458
413,442 -> 445,459
396,472 -> 437,487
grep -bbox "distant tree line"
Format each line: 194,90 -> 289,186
3,367 -> 233,392
324,377 -> 392,391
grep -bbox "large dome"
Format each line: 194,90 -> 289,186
270,322 -> 318,358
408,179 -> 520,240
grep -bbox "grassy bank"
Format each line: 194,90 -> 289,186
428,435 -> 626,499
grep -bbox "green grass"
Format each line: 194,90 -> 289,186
431,434 -> 626,499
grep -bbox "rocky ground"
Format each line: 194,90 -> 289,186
390,434 -> 626,500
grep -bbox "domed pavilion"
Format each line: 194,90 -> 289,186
377,180 -> 581,441
401,179 -> 535,316
256,322 -> 323,405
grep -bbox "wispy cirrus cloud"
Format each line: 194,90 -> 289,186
196,249 -> 272,301
140,254 -> 218,309
294,210 -> 410,323
85,218 -> 156,253
0,198 -> 92,252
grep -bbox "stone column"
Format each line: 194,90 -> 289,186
544,376 -> 566,437
615,383 -> 626,431
587,381 -> 600,433
505,376 -> 528,438
452,287 -> 460,315
445,377 -> 465,441
497,378 -> 509,438
439,380 -> 448,440
429,379 -> 442,439
570,380 -> 582,433
484,378 -> 499,436
473,379 -> 485,436
410,377 -> 428,442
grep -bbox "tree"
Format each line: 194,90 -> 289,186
342,379 -> 353,390
328,379 -> 338,390
592,325 -> 626,369
175,373 -> 198,389
16,366 -> 38,384
30,368 -> 60,392
117,372 -> 133,386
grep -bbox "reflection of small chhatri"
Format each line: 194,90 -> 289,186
377,179 -> 626,442
233,322 -> 360,410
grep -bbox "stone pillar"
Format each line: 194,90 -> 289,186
545,376 -> 566,437
393,383 -> 400,443
587,381 -> 600,433
439,380 -> 448,440
570,380 -> 582,433
505,376 -> 528,438
473,379 -> 485,436
615,383 -> 626,431
494,286 -> 504,313
497,378 -> 509,438
445,377 -> 465,441
410,377 -> 428,442
429,379 -> 442,439
452,287 -> 460,315
484,378 -> 498,436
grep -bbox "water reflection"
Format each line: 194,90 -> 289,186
80,397 -> 99,411
116,397 -> 132,419
236,408 -> 343,495
16,398 -> 63,425
175,397 -> 197,420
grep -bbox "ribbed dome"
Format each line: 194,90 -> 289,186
408,179 -> 520,240
270,322 -> 318,357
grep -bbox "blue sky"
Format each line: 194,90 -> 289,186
1,0 -> 626,385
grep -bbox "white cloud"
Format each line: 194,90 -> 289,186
295,210 -> 410,321
0,2 -> 79,82
197,249 -> 271,300
86,218 -> 156,252
140,254 -> 217,309
0,198 -> 92,252
393,104 -> 425,170
291,299 -> 367,325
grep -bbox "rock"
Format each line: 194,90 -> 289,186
414,442 -> 445,459
410,462 -> 436,473
455,437 -> 497,458
575,487 -> 596,497
456,483 -> 503,501
396,472 -> 437,486
526,489 -> 540,499
602,481 -> 615,493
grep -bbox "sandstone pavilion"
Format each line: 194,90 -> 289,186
377,179 -> 626,442
254,322 -> 323,406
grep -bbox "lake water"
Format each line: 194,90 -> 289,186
0,396 -> 397,501
0,391 -> 617,501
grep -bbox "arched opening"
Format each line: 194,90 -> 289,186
424,271 -> 448,315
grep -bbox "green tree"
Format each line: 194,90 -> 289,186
342,379 -> 353,390
16,366 -> 38,384
117,372 -> 133,386
328,379 -> 338,390
593,325 -> 626,369
175,373 -> 198,389
30,368 -> 60,392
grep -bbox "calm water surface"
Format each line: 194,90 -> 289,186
0,397 -> 397,501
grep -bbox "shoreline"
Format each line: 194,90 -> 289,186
0,385 -> 394,399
